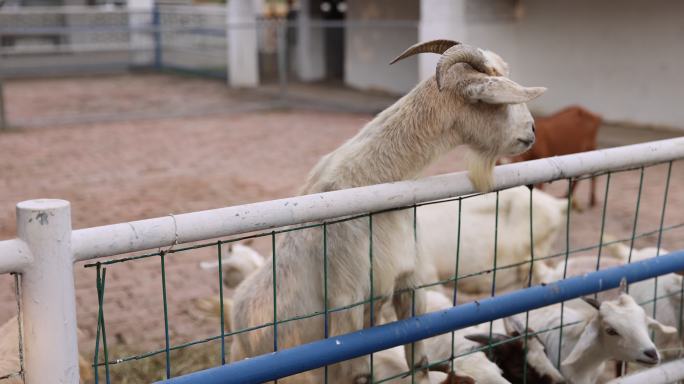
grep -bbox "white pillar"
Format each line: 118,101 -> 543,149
295,0 -> 325,81
17,199 -> 79,384
128,0 -> 155,66
0,80 -> 6,131
227,0 -> 259,87
418,0 -> 467,81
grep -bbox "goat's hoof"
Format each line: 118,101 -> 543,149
571,200 -> 584,213
353,373 -> 372,384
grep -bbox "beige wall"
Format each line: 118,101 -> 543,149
344,0 -> 420,94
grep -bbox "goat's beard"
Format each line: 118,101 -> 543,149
466,149 -> 497,192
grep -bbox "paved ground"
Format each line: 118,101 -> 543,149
0,74 -> 683,381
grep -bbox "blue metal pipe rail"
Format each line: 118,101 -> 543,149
158,249 -> 684,384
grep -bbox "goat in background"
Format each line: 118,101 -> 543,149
510,106 -> 602,211
230,39 -> 546,384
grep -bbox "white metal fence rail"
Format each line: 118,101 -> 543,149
0,137 -> 683,383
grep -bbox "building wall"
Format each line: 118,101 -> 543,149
420,0 -> 684,130
344,0 -> 419,94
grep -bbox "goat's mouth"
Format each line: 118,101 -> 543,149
635,358 -> 659,366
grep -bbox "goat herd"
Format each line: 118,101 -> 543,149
200,41 -> 675,384
208,188 -> 679,384
0,40 -> 672,384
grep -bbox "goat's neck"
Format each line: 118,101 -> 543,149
562,339 -> 606,383
303,82 -> 461,192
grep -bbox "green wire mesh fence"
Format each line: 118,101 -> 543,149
77,158 -> 684,384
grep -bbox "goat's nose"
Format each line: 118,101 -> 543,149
643,348 -> 659,361
531,123 -> 536,133
518,137 -> 534,147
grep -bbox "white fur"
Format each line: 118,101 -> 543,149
518,294 -> 676,384
420,291 -> 511,384
419,186 -> 567,293
0,316 -> 92,383
0,316 -> 21,383
606,243 -> 683,359
422,291 -> 563,384
230,42 -> 545,383
200,243 -> 264,288
374,346 -> 469,384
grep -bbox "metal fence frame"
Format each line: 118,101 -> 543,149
159,250 -> 684,384
0,137 -> 683,383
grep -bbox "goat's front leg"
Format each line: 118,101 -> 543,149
328,303 -> 371,384
392,288 -> 429,378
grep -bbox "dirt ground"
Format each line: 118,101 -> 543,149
1,74 -> 683,381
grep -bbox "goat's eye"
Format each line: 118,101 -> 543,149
606,327 -> 619,336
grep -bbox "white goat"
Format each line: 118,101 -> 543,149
464,316 -> 566,384
397,290 -> 563,383
230,39 -> 545,383
194,296 -> 233,331
419,186 -> 567,293
418,291 -> 512,384
515,282 -> 676,384
200,242 -> 264,288
374,346 -> 475,384
532,254 -> 623,286
606,243 -> 683,358
534,242 -> 683,359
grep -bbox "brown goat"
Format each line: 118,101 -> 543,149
512,106 -> 602,209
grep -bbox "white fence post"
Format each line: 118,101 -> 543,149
296,0 -> 325,81
17,199 -> 79,384
128,0 -> 155,67
0,79 -> 6,131
227,0 -> 259,87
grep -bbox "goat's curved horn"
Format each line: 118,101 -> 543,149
436,44 -> 497,91
389,39 -> 459,65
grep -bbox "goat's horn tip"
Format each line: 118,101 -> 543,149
435,74 -> 444,91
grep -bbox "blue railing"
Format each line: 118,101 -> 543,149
157,249 -> 684,384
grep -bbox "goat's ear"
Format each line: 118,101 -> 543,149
503,316 -> 525,335
562,317 -> 600,366
647,316 -> 678,335
464,333 -> 509,345
462,77 -> 546,105
618,277 -> 628,294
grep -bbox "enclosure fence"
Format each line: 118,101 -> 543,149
0,5 -> 419,129
0,138 -> 684,383
0,5 -> 228,77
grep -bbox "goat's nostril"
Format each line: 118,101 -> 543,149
532,123 -> 536,133
644,348 -> 659,361
518,138 -> 533,146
